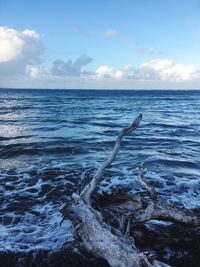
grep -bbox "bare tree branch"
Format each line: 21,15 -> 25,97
136,163 -> 157,200
81,114 -> 142,204
132,199 -> 200,227
100,194 -> 200,228
60,115 -> 200,267
65,198 -> 172,267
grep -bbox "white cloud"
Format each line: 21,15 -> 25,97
140,59 -> 197,81
96,65 -> 113,78
192,69 -> 200,80
0,28 -> 24,62
103,29 -> 118,38
0,26 -> 43,76
0,27 -> 43,63
25,65 -> 49,79
95,59 -> 200,82
24,59 -> 200,90
96,65 -> 133,80
0,27 -> 199,90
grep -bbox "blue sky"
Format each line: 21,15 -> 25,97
0,0 -> 200,89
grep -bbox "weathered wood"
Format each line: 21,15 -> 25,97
100,194 -> 200,228
136,163 -> 157,200
61,194 -> 172,267
80,114 -> 142,205
132,199 -> 200,227
135,164 -> 200,226
60,115 -> 200,267
99,163 -> 200,228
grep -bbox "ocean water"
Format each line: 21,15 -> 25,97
0,89 -> 200,260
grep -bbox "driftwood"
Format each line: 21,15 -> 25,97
60,115 -> 200,267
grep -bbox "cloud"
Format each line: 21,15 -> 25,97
96,65 -> 113,78
27,59 -> 200,87
95,59 -> 200,82
103,29 -> 118,38
0,27 -> 199,89
96,65 -> 133,80
25,65 -> 49,79
140,59 -> 197,81
50,55 -> 93,77
0,27 -> 43,63
25,55 -> 93,80
0,26 -> 43,76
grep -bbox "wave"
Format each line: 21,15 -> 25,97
0,89 -> 200,263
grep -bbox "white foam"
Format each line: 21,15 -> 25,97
0,205 -> 73,252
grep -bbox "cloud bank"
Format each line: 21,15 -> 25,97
0,26 -> 200,89
95,60 -> 200,82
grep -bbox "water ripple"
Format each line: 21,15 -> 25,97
0,89 -> 200,253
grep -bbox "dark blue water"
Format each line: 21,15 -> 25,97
0,89 -> 200,254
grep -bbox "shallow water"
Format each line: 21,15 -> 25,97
0,89 -> 200,261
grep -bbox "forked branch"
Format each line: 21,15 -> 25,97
60,114 -> 200,267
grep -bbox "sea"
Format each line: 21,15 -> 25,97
0,89 -> 200,266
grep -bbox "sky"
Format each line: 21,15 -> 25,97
0,0 -> 200,89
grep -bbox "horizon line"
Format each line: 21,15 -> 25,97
1,87 -> 200,91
